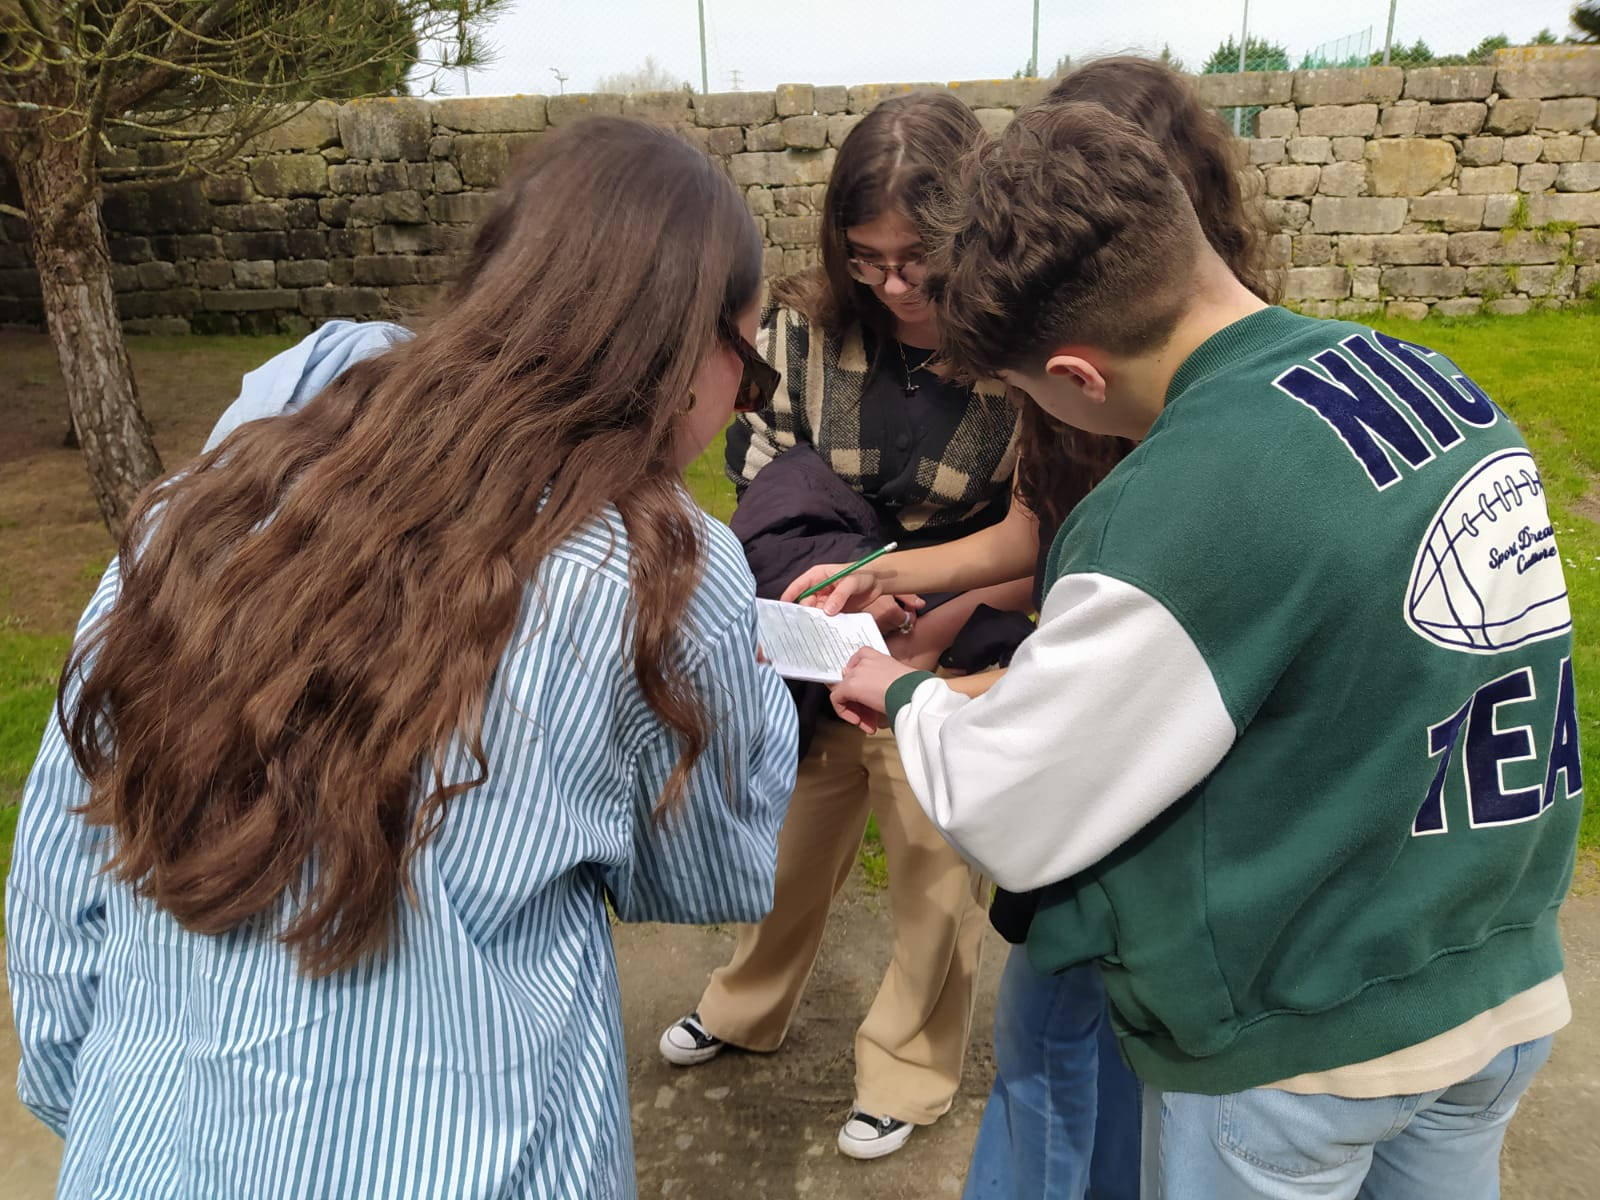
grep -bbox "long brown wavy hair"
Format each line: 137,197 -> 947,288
61,117 -> 764,976
1017,56 -> 1283,530
771,91 -> 983,349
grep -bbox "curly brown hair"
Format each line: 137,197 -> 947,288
1015,57 -> 1282,530
62,118 -> 764,976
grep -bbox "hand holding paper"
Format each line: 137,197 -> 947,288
754,599 -> 889,685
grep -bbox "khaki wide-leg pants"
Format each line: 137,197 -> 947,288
697,718 -> 990,1125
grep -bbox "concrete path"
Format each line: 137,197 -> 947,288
3,880 -> 1596,1199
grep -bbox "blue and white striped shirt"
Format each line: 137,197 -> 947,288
7,337 -> 798,1199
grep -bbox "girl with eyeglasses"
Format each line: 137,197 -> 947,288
658,91 -> 1025,1162
9,117 -> 798,1200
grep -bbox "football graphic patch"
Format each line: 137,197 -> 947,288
1405,449 -> 1572,654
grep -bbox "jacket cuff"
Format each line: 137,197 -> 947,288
885,670 -> 937,726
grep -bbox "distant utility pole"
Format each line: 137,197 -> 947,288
728,68 -> 743,91
1234,0 -> 1250,135
1030,0 -> 1040,77
698,0 -> 709,93
1382,0 -> 1398,65
550,67 -> 568,94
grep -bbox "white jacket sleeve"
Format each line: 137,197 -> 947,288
890,572 -> 1236,892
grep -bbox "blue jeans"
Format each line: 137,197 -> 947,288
1139,1035 -> 1553,1200
963,949 -> 1142,1200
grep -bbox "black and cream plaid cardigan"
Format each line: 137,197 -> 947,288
725,305 -> 1019,538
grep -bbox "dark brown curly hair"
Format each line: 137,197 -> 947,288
1015,56 -> 1282,530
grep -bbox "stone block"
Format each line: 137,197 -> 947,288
429,134 -> 453,159
1380,102 -> 1421,137
177,234 -> 223,259
1542,135 -> 1585,163
729,149 -> 837,188
546,93 -> 625,125
1309,196 -> 1407,234
372,224 -> 451,254
1288,136 -> 1332,164
317,197 -> 350,226
1408,195 -> 1486,232
1526,193 -> 1600,225
706,126 -> 744,156
1351,267 -> 1383,300
814,85 -> 848,113
1249,138 -> 1285,165
249,154 -> 328,198
744,186 -> 775,215
325,228 -> 372,257
352,254 -> 419,286
199,174 -> 252,205
1435,298 -> 1484,316
1266,165 -> 1320,198
337,98 -> 432,161
1574,228 -> 1600,263
232,260 -> 276,289
1190,71 -> 1292,110
219,232 -> 285,260
1521,163 -> 1560,192
845,82 -> 946,114
746,123 -> 785,152
1503,135 -> 1543,164
782,247 -> 817,273
1537,98 -> 1599,132
1264,199 -> 1311,231
1298,105 -> 1378,138
1337,234 -> 1448,266
1520,265 -> 1576,297
248,101 -> 342,152
276,259 -> 330,288
1587,136 -> 1600,161
761,246 -> 785,276
943,79 -> 1029,108
453,132 -> 540,188
620,91 -> 693,123
1581,265 -> 1600,298
433,162 -> 463,193
203,287 -> 297,312
781,116 -> 828,150
1487,297 -> 1534,314
433,95 -> 547,133
135,261 -> 178,289
1318,161 -> 1366,197
117,288 -> 200,318
1447,232 -> 1565,266
1403,66 -> 1497,101
1493,46 -> 1600,99
124,316 -> 194,335
428,191 -> 497,225
692,91 -> 776,127
298,286 -> 384,317
1365,139 -> 1455,196
284,198 -> 319,229
1486,98 -> 1541,135
1416,102 -> 1487,137
1256,107 -> 1297,138
1293,68 -> 1403,106
1458,164 -> 1518,194
1481,195 -> 1522,227
1332,137 -> 1366,162
1292,234 -> 1332,265
327,163 -> 365,194
1382,265 -> 1465,297
775,84 -> 814,117
974,108 -> 1013,137
1284,266 -> 1350,300
767,215 -> 821,246
363,162 -> 407,193
1460,136 -> 1504,166
108,236 -> 153,263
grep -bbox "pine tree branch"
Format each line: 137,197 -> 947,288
109,1 -> 240,114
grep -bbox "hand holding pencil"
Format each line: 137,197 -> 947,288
781,542 -> 924,620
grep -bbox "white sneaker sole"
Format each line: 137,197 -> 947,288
836,1121 -> 913,1160
657,1025 -> 724,1067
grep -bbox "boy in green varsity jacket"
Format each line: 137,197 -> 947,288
828,100 -> 1581,1198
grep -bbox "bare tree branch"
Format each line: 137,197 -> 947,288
109,1 -> 240,113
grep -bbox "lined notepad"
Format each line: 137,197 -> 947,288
755,599 -> 890,684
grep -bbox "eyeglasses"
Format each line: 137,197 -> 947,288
722,321 -> 781,414
846,257 -> 928,288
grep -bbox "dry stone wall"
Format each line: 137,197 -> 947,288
0,46 -> 1596,332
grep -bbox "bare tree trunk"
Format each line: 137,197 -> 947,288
10,132 -> 163,539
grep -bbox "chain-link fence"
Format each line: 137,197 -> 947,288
412,0 -> 1589,101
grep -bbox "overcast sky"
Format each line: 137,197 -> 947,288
414,0 -> 1583,98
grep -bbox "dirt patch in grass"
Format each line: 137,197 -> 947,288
0,331 -> 293,633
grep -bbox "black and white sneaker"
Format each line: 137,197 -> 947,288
658,1012 -> 725,1066
837,1109 -> 914,1160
